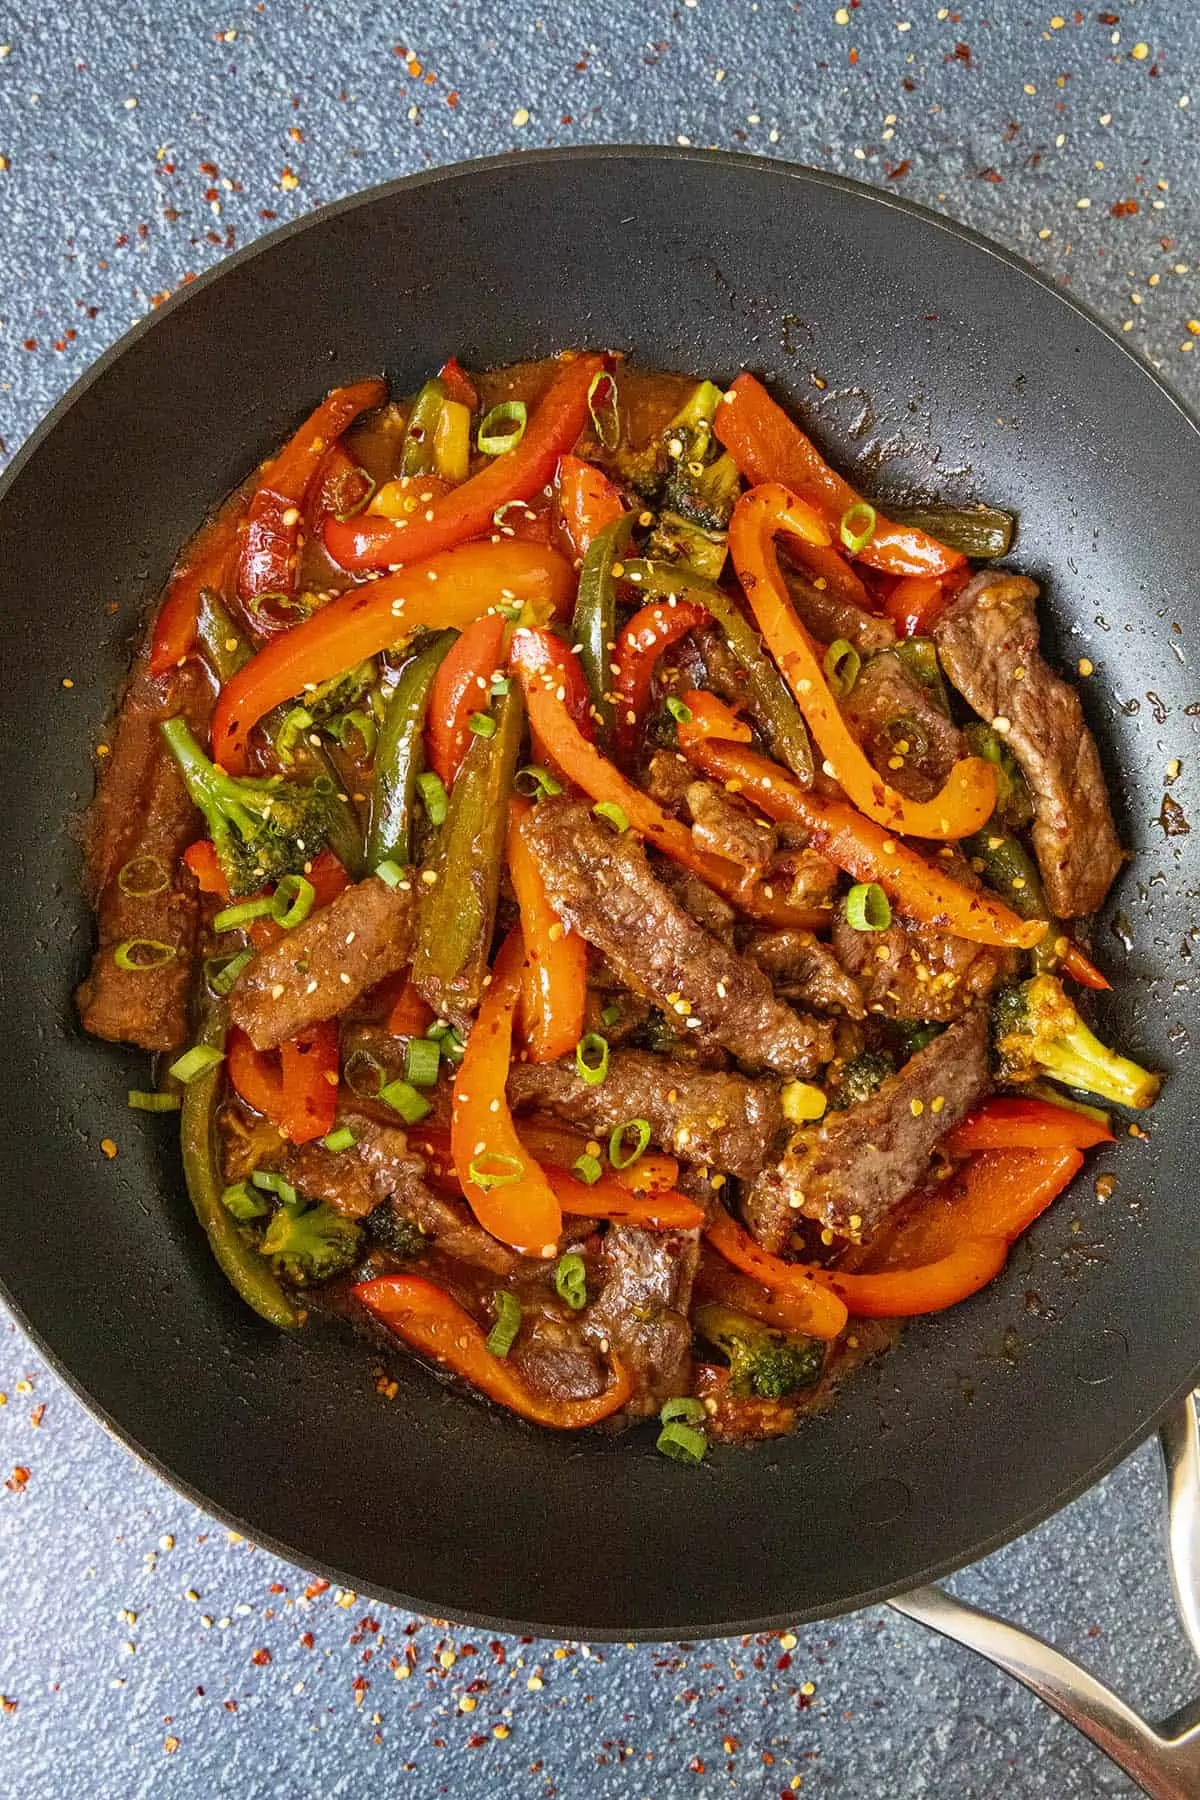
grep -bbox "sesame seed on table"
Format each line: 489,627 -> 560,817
0,2 -> 1196,1795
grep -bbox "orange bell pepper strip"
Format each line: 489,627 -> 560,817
824,1240 -> 1011,1318
702,1206 -> 850,1341
354,1274 -> 634,1427
778,536 -> 878,613
149,505 -> 243,678
324,354 -> 606,572
413,1122 -> 694,1223
507,796 -> 588,1063
543,1166 -> 705,1231
426,612 -> 508,788
556,453 -> 625,560
211,539 -> 574,774
509,1120 -> 680,1196
508,628 -> 829,931
237,379 -> 387,626
714,372 -> 965,578
1059,941 -> 1111,992
729,483 -> 996,839
613,598 -> 710,754
450,928 -> 563,1258
676,712 -> 1045,951
226,1018 -> 339,1145
941,1097 -> 1113,1155
385,976 -> 436,1038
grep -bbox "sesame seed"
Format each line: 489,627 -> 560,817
910,1099 -> 925,1116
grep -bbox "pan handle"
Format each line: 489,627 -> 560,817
889,1390 -> 1200,1800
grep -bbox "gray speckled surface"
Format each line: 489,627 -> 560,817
1,2 -> 1198,1794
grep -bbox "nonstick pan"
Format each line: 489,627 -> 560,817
1,148 -> 1197,1643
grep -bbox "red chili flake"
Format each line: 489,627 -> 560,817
259,209 -> 277,220
250,1648 -> 271,1666
447,90 -> 459,107
300,1632 -> 314,1649
305,1579 -> 330,1599
467,1735 -> 487,1748
762,1751 -> 775,1765
224,1700 -> 238,1713
268,1582 -> 286,1594
1098,11 -> 1119,22
887,160 -> 911,179
0,1698 -> 17,1715
953,42 -> 971,63
23,339 -> 37,352
776,1652 -> 792,1669
5,1466 -> 30,1491
689,1757 -> 705,1774
204,186 -> 219,201
977,167 -> 1004,183
848,47 -> 858,64
723,1736 -> 740,1753
352,1676 -> 370,1695
199,160 -> 219,175
561,114 -> 573,124
30,1406 -> 45,1427
1110,198 -> 1139,216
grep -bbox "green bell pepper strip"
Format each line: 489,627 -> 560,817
196,589 -> 253,685
411,684 -> 525,1021
399,378 -> 448,479
620,558 -> 814,785
178,1000 -> 303,1330
366,629 -> 458,870
963,824 -> 1062,974
888,502 -> 1015,561
963,721 -> 1034,830
572,513 -> 633,744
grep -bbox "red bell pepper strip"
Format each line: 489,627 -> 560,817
515,1120 -> 680,1196
450,928 -> 563,1258
212,540 -> 574,774
183,838 -> 229,896
676,705 -> 1045,950
1059,941 -> 1111,992
556,453 -> 625,560
613,598 -> 709,754
185,841 -> 349,949
825,1240 -> 1011,1317
715,373 -> 965,578
426,612 -> 508,788
703,1207 -> 850,1341
324,354 -> 606,573
543,1166 -> 705,1231
729,483 -> 996,839
354,1275 -> 634,1428
385,977 -> 436,1038
509,628 -> 829,931
149,507 -> 243,678
507,796 -> 588,1064
237,379 -> 388,625
437,356 -> 479,411
226,1018 -> 339,1145
779,537 -> 878,613
941,1097 -> 1113,1155
307,442 -> 374,535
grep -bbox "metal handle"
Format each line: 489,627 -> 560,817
890,1391 -> 1200,1800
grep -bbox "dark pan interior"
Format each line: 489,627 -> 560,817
1,149 -> 1198,1638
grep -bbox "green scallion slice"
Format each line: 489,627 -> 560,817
515,764 -> 563,799
599,1003 -> 621,1028
374,859 -> 406,889
609,1118 -> 651,1170
592,801 -> 629,834
660,1396 -> 707,1426
326,708 -> 378,760
477,400 -> 528,457
322,1125 -> 357,1153
416,770 -> 449,826
117,854 -> 170,898
468,1151 -> 525,1190
467,711 -> 496,738
113,937 -> 177,972
575,1033 -> 610,1086
822,637 -> 861,698
405,1036 -> 441,1088
839,501 -> 877,556
251,1169 -> 299,1208
221,1180 -> 269,1221
127,1089 -> 182,1113
666,696 -> 693,725
486,1289 -> 522,1358
168,1044 -> 225,1084
656,1420 -> 708,1465
845,881 -> 892,932
572,1153 -> 602,1186
206,947 -> 254,997
554,1252 -> 588,1312
490,673 -> 512,697
272,872 -> 315,930
212,895 -> 276,933
378,1078 -> 433,1124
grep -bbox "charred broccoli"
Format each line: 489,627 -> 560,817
826,1049 -> 896,1112
261,1199 -> 361,1285
162,716 -> 332,897
365,1205 -> 427,1260
694,1302 -> 824,1400
992,975 -> 1160,1110
645,380 -> 741,579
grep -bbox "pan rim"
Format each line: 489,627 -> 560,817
2,143 -> 1198,1639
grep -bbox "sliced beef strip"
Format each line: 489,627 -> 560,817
229,876 -> 415,1049
685,780 -> 776,877
507,1050 -> 782,1182
347,1113 -> 519,1275
76,658 -> 213,1051
840,650 -> 964,802
583,1225 -> 700,1416
779,555 -> 897,653
745,929 -> 866,1019
524,797 -> 833,1077
658,864 -> 736,946
743,1009 -> 990,1250
933,570 -> 1122,916
766,828 -> 841,914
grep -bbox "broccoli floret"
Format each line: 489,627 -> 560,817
304,660 -> 377,723
366,1205 -> 427,1260
992,974 -> 1160,1110
694,1302 -> 824,1400
643,382 -> 742,580
261,1200 -> 362,1285
891,1021 -> 944,1059
162,716 -> 331,897
827,1049 -> 896,1112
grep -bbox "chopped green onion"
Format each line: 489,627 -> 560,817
599,1003 -> 621,1028
660,1396 -> 707,1426
378,1078 -> 433,1124
334,468 -> 377,521
515,764 -> 563,799
845,881 -> 892,932
822,637 -> 861,698
222,1180 -> 269,1221
168,1044 -> 225,1084
433,1024 -> 466,1064
212,896 -> 276,933
609,1118 -> 651,1169
274,705 -> 315,765
493,499 -> 535,531
113,937 -> 177,972
575,1033 -> 610,1086
656,1420 -> 708,1465
666,696 -> 694,725
467,711 -> 496,738
587,370 -> 620,450
486,1289 -> 522,1358
477,400 -> 528,456
272,873 -> 316,930
205,948 -> 254,996
127,1089 -> 181,1113
416,770 -> 448,826
572,1153 -> 602,1185
325,708 -> 378,760
322,1125 -> 357,1153
405,1037 -> 441,1088
490,673 -> 512,697
468,1151 -> 525,1190
117,854 -> 170,898
554,1252 -> 588,1311
374,859 -> 406,889
839,501 -> 877,556
251,1169 -> 299,1208
249,589 -> 309,619
592,801 -> 629,834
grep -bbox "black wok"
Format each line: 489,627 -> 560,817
1,148 -> 1197,1639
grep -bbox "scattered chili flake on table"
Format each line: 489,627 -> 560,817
5,1467 -> 30,1493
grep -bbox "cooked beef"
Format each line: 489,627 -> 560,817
283,1138 -> 381,1219
933,570 -> 1122,916
745,929 -> 866,1018
229,876 -> 415,1049
743,1009 -> 990,1249
840,650 -> 964,802
584,1225 -> 700,1415
524,797 -> 833,1077
766,828 -> 841,914
76,659 -> 212,1051
508,1050 -> 782,1181
686,779 -> 776,876
513,1305 -> 608,1404
659,865 -> 737,945
780,556 -> 897,653
645,748 -> 694,811
349,1113 -> 518,1275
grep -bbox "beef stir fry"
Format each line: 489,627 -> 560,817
79,353 -> 1159,1457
